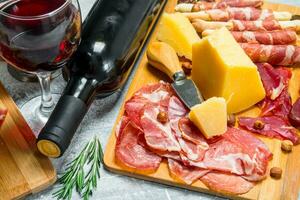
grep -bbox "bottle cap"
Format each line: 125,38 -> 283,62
37,140 -> 61,158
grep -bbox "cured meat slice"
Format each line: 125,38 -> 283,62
240,43 -> 300,65
141,104 -> 181,152
232,20 -> 282,31
125,82 -> 173,128
185,8 -> 285,22
115,122 -> 162,170
0,106 -> 7,127
200,172 -> 255,195
168,159 -> 209,185
179,118 -> 209,148
260,88 -> 292,121
181,128 -> 272,181
231,30 -> 297,45
202,30 -> 297,45
179,138 -> 207,161
256,63 -> 292,120
115,116 -> 130,137
239,116 -> 300,144
222,0 -> 263,8
176,0 -> 262,12
256,63 -> 291,97
168,96 -> 208,161
289,98 -> 300,129
192,19 -> 300,33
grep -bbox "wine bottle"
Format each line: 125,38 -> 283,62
37,0 -> 167,157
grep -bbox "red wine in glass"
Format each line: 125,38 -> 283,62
0,0 -> 81,135
0,0 -> 81,73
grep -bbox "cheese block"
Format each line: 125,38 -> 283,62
192,27 -> 266,113
156,13 -> 200,60
189,97 -> 227,139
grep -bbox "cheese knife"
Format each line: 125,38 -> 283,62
147,41 -> 203,108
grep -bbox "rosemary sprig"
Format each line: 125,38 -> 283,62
53,137 -> 103,200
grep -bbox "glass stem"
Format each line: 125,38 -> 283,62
36,72 -> 54,114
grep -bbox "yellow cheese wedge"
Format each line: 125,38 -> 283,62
156,13 -> 200,60
189,97 -> 227,139
192,27 -> 266,113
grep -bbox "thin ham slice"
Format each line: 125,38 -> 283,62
115,122 -> 162,170
181,128 -> 272,181
125,82 -> 174,128
168,159 -> 210,185
238,116 -> 299,144
179,118 -> 209,149
116,82 -> 272,194
168,96 -> 209,161
141,104 -> 181,152
200,172 -> 255,195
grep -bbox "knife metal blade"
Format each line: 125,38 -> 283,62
172,72 -> 204,109
292,14 -> 300,20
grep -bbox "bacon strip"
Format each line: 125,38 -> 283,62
239,43 -> 300,65
184,8 -> 291,22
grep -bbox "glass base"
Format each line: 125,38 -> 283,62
21,94 -> 60,137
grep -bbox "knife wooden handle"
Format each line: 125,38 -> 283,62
147,41 -> 182,80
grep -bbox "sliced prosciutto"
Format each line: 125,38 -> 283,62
168,159 -> 209,185
141,104 -> 181,152
239,116 -> 299,144
256,63 -> 292,120
115,82 -> 272,195
124,82 -> 173,128
115,121 -> 162,170
181,128 -> 272,181
200,172 -> 255,195
240,43 -> 300,65
168,96 -> 209,161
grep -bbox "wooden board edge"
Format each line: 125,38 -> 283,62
0,82 -> 57,198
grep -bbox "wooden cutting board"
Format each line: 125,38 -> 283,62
0,82 -> 56,200
104,1 -> 300,200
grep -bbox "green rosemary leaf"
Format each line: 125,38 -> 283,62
53,137 -> 103,200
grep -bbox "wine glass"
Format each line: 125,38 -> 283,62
0,0 -> 81,134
